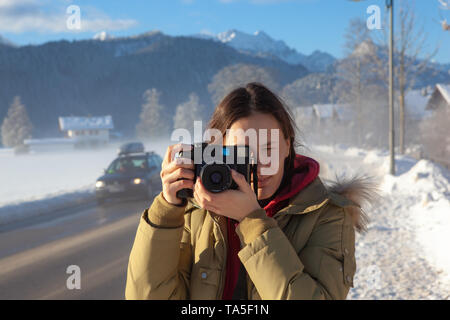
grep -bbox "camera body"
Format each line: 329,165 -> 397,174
176,142 -> 258,199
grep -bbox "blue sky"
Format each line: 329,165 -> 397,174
1,0 -> 449,63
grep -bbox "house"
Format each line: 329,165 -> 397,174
426,84 -> 450,111
58,115 -> 114,147
312,104 -> 354,123
405,89 -> 432,121
294,104 -> 354,125
24,115 -> 114,152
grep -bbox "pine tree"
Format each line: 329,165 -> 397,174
136,89 -> 170,139
173,93 -> 208,134
1,96 -> 33,148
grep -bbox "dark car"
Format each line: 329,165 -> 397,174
95,149 -> 163,205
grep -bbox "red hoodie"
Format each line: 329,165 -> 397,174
222,154 -> 320,300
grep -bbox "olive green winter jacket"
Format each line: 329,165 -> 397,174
125,176 -> 369,300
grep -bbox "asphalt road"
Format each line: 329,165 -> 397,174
0,198 -> 151,300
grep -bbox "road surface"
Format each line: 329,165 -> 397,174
0,198 -> 151,299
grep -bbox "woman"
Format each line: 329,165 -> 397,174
125,82 -> 375,300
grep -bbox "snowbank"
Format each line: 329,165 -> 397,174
308,144 -> 450,299
0,187 -> 95,226
382,159 -> 450,285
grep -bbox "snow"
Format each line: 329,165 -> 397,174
436,84 -> 450,105
93,31 -> 114,41
0,148 -> 116,208
215,29 -> 306,65
306,145 -> 450,299
0,141 -> 449,299
191,29 -> 336,71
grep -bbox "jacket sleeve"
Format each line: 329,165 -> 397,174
235,204 -> 356,300
125,192 -> 192,300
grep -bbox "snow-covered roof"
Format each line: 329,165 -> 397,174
313,104 -> 335,119
405,90 -> 432,119
333,104 -> 353,121
59,116 -> 114,131
436,84 -> 450,105
426,84 -> 450,111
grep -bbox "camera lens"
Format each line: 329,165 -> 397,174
210,171 -> 222,184
200,163 -> 232,193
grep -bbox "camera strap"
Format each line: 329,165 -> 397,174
251,163 -> 258,200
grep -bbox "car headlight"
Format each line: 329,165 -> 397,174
96,180 -> 105,188
133,178 -> 143,185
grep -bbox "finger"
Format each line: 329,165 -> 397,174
194,177 -> 214,202
161,159 -> 194,178
163,143 -> 192,165
193,188 -> 219,212
163,143 -> 178,166
231,169 -> 252,192
166,178 -> 194,194
163,167 -> 195,184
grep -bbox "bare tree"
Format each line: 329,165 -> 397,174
395,1 -> 438,154
1,96 -> 32,148
438,0 -> 450,30
208,64 -> 278,106
335,18 -> 384,146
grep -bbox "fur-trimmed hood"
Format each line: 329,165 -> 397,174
325,175 -> 381,233
281,174 -> 381,234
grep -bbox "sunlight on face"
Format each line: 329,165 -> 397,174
225,112 -> 290,200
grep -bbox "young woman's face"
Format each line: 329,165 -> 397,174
225,112 -> 290,200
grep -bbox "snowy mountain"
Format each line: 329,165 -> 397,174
93,31 -> 115,41
0,30 -> 308,137
193,29 -> 336,72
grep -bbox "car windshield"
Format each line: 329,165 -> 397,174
106,156 -> 148,174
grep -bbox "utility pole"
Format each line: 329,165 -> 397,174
387,0 -> 395,175
349,0 -> 396,174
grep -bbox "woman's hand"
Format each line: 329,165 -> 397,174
193,169 -> 261,222
160,144 -> 195,206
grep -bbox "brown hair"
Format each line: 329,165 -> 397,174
207,82 -> 300,178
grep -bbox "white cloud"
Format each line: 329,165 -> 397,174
0,0 -> 137,33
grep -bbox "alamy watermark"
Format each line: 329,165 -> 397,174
66,5 -> 81,30
171,121 -> 281,175
367,5 -> 382,30
66,265 -> 81,290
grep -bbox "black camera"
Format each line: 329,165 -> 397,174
175,142 -> 258,199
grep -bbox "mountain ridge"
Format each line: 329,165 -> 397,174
0,31 -> 309,138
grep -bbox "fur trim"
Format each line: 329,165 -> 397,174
325,174 -> 381,233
